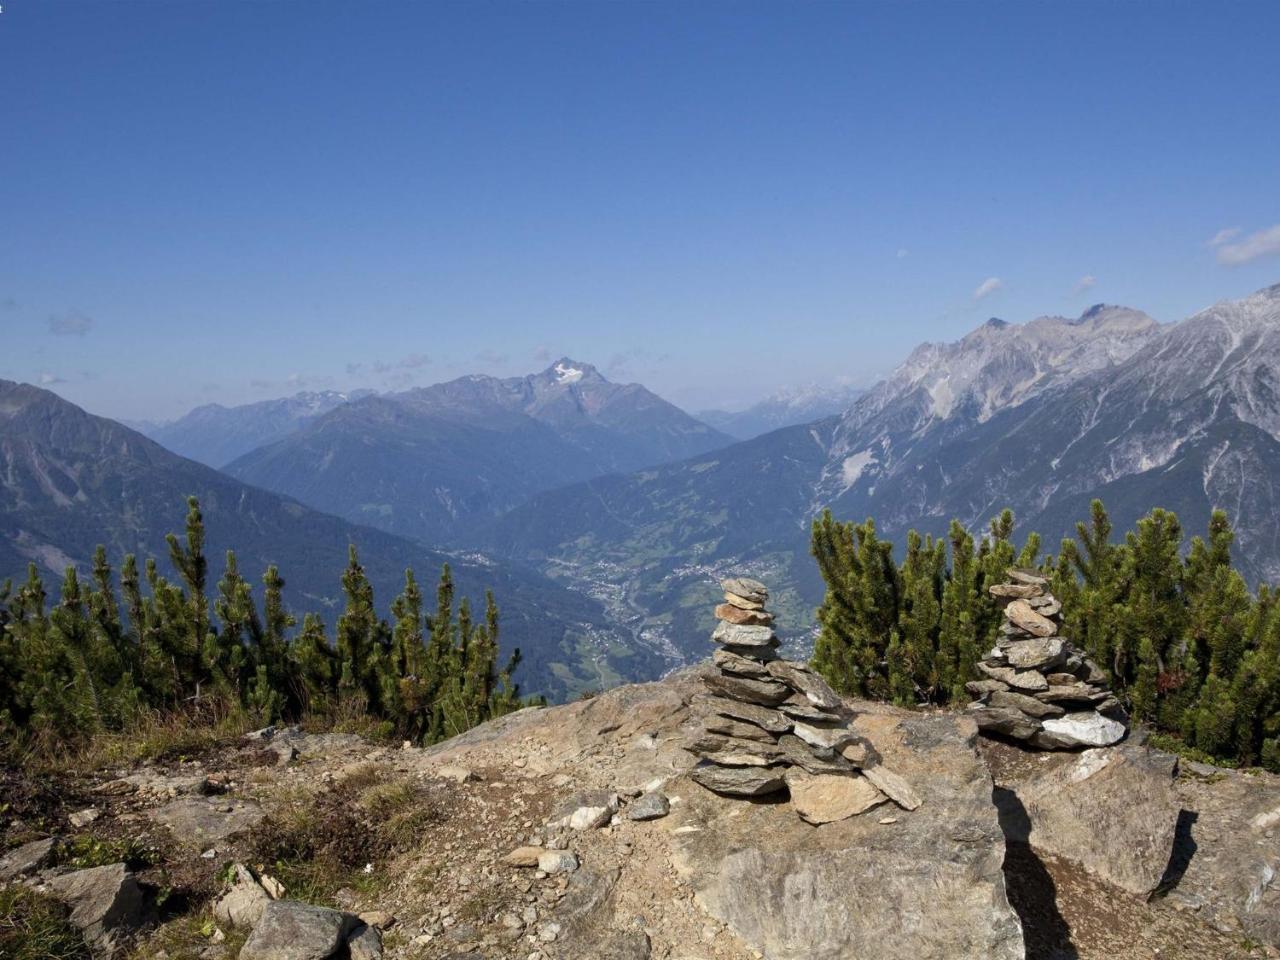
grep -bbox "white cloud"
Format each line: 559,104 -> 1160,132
1074,274 -> 1098,295
972,277 -> 1004,301
1215,224 -> 1280,266
39,372 -> 65,385
896,248 -> 909,259
1208,227 -> 1241,247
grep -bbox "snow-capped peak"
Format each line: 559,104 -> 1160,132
554,362 -> 585,384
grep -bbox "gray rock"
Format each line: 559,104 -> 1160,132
213,864 -> 271,929
764,660 -> 843,710
721,577 -> 768,601
1035,683 -> 1111,704
1006,567 -> 1049,586
989,689 -> 1065,718
689,733 -> 786,766
239,899 -> 357,960
1002,636 -> 1067,670
976,662 -> 1048,692
968,705 -> 1042,740
778,735 -> 856,776
702,671 -> 790,706
860,764 -> 922,811
1026,595 -> 1062,617
675,703 -> 1023,960
777,696 -> 839,722
550,791 -> 620,830
988,583 -> 1043,599
0,836 -> 58,881
711,621 -> 778,649
148,796 -> 264,845
785,770 -> 886,824
964,679 -> 1009,699
993,743 -> 1178,897
712,647 -> 772,678
1038,711 -> 1126,748
48,862 -> 145,951
1003,600 -> 1058,638
700,714 -> 780,743
537,850 -> 580,874
698,695 -> 793,734
791,720 -> 859,752
1167,761 -> 1280,947
690,761 -> 787,797
626,792 -> 670,821
347,923 -> 383,960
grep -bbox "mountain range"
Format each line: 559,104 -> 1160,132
10,283 -> 1280,699
0,380 -> 660,700
136,390 -> 372,468
221,359 -> 733,543
481,286 -> 1280,669
697,381 -> 865,439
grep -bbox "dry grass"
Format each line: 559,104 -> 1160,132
0,886 -> 90,960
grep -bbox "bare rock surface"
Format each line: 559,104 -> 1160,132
990,741 -> 1180,896
47,862 -> 146,953
673,700 -> 1023,960
239,899 -> 358,960
0,835 -> 58,880
1166,762 -> 1280,947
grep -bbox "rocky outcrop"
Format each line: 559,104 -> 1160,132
968,568 -> 1126,749
47,862 -> 146,955
992,742 -> 1181,896
238,899 -> 363,960
1165,762 -> 1280,946
0,835 -> 59,881
675,702 -> 1023,960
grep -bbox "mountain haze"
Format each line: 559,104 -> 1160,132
0,380 -> 656,699
226,359 -> 733,543
138,390 -> 370,468
698,382 -> 865,440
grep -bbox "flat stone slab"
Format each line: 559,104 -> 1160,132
785,770 -> 885,824
147,796 -> 264,845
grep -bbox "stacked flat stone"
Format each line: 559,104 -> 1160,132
687,578 -> 922,823
967,567 -> 1128,750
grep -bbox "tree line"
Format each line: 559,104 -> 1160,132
0,497 -> 527,750
810,501 -> 1280,770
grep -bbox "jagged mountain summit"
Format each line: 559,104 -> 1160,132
814,302 -> 1162,504
0,380 -> 653,700
225,359 -> 733,544
485,285 -> 1280,667
698,381 -> 866,440
139,390 -> 372,468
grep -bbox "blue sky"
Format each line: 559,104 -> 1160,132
2,0 -> 1278,420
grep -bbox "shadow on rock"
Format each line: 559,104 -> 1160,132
1153,808 -> 1199,897
994,786 -> 1078,960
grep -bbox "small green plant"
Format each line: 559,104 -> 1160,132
60,834 -> 157,870
1147,732 -> 1240,770
0,885 -> 90,960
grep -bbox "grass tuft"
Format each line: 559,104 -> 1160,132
0,885 -> 90,960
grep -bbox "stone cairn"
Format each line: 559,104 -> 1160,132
967,567 -> 1128,749
687,577 -> 921,824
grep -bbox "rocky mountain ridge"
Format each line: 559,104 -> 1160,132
485,284 -> 1280,662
